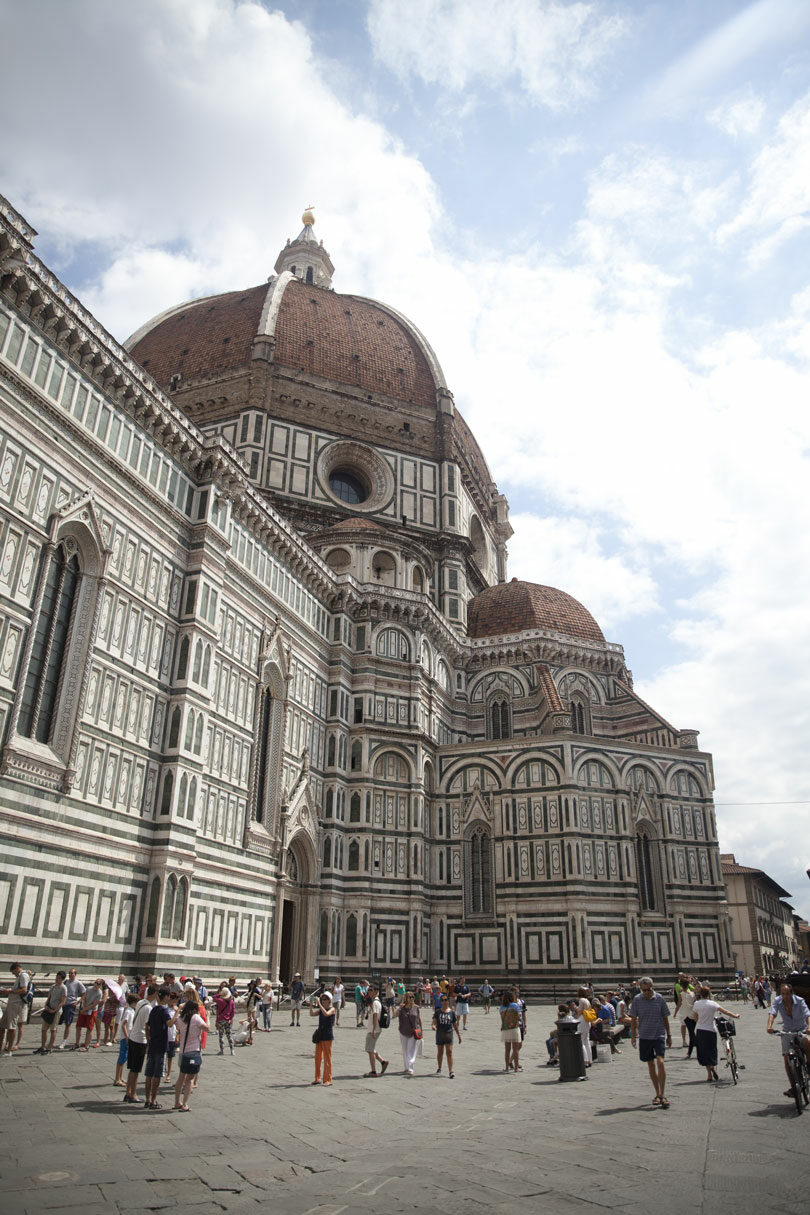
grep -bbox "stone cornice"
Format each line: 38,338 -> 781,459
0,194 -> 338,606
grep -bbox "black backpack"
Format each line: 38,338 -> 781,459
378,1003 -> 390,1029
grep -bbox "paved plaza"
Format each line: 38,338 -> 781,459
0,1001 -> 808,1214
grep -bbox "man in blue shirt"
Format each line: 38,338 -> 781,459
630,977 -> 672,1108
767,982 -> 810,1098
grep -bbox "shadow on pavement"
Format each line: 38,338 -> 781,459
593,1105 -> 653,1115
747,1104 -> 801,1119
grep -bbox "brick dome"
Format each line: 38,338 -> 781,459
467,579 -> 604,643
127,277 -> 439,409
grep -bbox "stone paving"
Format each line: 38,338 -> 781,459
0,1001 -> 808,1214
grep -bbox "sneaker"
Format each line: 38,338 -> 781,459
436,1068 -> 442,1075
449,1072 -> 455,1079
289,1021 -> 295,1026
58,1043 -> 66,1050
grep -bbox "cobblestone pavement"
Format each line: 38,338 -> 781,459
0,1002 -> 807,1214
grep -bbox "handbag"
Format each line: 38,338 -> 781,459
413,1021 -> 423,1040
312,1026 -> 322,1043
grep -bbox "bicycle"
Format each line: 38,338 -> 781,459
716,1016 -> 742,1084
778,1031 -> 810,1115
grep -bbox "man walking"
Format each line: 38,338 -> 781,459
363,984 -> 389,1077
630,976 -> 672,1108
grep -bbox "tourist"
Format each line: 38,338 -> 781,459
34,970 -> 67,1055
574,987 -> 593,1068
511,985 -> 527,1064
455,976 -> 471,1030
101,983 -> 120,1046
144,987 -> 174,1109
245,979 -> 260,1035
363,983 -> 389,1077
479,979 -> 494,1014
674,976 -> 698,1058
499,989 -> 522,1072
258,982 -> 274,1031
75,978 -> 104,1051
433,993 -> 461,1078
114,992 -> 139,1087
164,992 -> 181,1082
124,983 -> 157,1104
289,972 -> 305,1026
174,996 -> 207,1112
58,968 -> 85,1049
330,977 -> 344,1026
766,982 -> 810,1099
397,990 -> 422,1076
692,985 -> 739,1083
213,984 -> 236,1055
629,976 -> 672,1108
0,963 -> 29,1055
310,989 -> 336,1085
354,978 -> 368,1026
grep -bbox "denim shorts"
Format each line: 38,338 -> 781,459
638,1036 -> 666,1062
144,1050 -> 165,1078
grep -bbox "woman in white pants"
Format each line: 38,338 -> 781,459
397,991 -> 422,1075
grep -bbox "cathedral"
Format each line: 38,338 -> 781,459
0,198 -> 733,987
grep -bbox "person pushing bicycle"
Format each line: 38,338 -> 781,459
766,982 -> 810,1099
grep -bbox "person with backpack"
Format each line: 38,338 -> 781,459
362,983 -> 389,1077
499,989 -> 522,1072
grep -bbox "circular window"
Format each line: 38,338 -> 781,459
317,441 -> 395,514
329,468 -> 368,505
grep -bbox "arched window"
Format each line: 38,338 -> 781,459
351,741 -> 362,771
305,266 -> 314,284
348,840 -> 359,871
489,696 -> 510,740
364,840 -> 370,870
159,770 -> 174,815
570,699 -> 587,734
187,777 -> 197,821
326,790 -> 334,818
254,680 -> 282,825
201,646 -> 211,685
413,843 -> 418,875
319,910 -> 328,955
184,712 -> 194,750
345,913 -> 357,956
636,828 -> 660,912
323,837 -> 332,869
168,707 -> 181,749
193,716 -> 203,755
327,735 -> 336,766
192,640 -> 203,681
173,877 -> 188,939
176,636 -> 189,681
376,628 -> 410,661
17,542 -> 81,744
465,826 -> 493,916
161,874 -> 177,936
350,793 -> 361,822
178,773 -> 188,817
145,876 -> 161,937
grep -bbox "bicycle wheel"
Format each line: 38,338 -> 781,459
786,1053 -> 803,1115
798,1054 -> 810,1108
728,1040 -> 738,1085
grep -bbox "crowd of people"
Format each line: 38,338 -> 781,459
1,961 -> 808,1111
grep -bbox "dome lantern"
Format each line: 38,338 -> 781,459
274,207 -> 334,288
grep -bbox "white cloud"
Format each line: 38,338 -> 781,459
708,89 -> 765,138
366,0 -> 626,110
717,89 -> 810,265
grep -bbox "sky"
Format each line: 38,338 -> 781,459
1,0 -> 808,921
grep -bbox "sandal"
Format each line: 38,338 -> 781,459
652,1095 -> 662,1106
363,1071 -> 377,1077
660,1097 -> 670,1108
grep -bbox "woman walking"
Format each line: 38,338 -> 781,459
173,997 -> 207,1112
433,993 -> 461,1078
310,990 -> 336,1085
258,982 -> 274,1031
692,985 -> 740,1081
397,991 -> 422,1076
212,984 -> 236,1056
674,977 -> 698,1058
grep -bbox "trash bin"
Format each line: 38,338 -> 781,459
596,1042 -> 612,1064
557,1021 -> 587,1082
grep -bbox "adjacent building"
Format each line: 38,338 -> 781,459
0,198 -> 734,986
721,853 -> 796,975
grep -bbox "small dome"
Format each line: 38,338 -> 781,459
467,579 -> 604,644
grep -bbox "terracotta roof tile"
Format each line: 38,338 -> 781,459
467,579 -> 604,643
130,285 -> 268,388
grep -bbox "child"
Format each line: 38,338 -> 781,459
165,993 -> 180,1082
231,1018 -> 253,1046
114,993 -> 139,1087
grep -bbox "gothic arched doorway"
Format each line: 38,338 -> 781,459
273,833 -> 319,985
